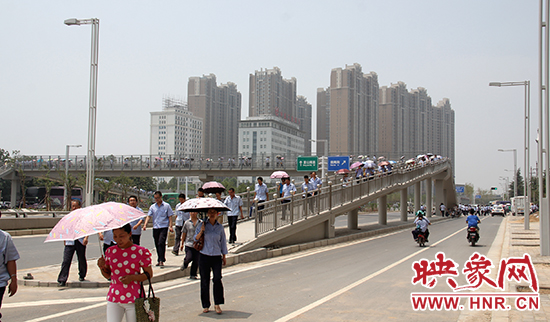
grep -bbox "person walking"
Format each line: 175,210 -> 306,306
309,171 -> 322,194
97,224 -> 153,322
0,229 -> 19,321
127,196 -> 143,245
224,188 -> 243,244
99,230 -> 116,254
57,199 -> 89,286
215,192 -> 225,224
195,209 -> 228,314
281,177 -> 296,220
179,211 -> 202,279
173,193 -> 189,256
254,177 -> 269,222
143,191 -> 174,267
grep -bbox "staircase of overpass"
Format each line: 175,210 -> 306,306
233,159 -> 456,253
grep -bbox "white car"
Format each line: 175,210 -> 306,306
491,205 -> 505,217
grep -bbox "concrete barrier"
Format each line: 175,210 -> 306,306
0,217 -> 62,230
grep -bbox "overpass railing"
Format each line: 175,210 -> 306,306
251,159 -> 451,237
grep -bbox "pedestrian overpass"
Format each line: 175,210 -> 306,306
233,159 -> 456,253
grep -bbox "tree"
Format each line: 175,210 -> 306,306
508,169 -> 525,198
60,172 -> 83,209
36,168 -> 57,211
97,178 -> 115,202
113,173 -> 133,202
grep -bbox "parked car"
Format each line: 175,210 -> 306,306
491,205 -> 505,217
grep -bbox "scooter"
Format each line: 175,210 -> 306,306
468,226 -> 479,246
416,228 -> 427,247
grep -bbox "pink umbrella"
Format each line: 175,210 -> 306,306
270,171 -> 289,179
202,181 -> 226,194
176,197 -> 230,212
45,202 -> 146,243
350,162 -> 363,169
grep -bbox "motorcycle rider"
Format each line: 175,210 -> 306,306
412,208 -> 431,242
466,208 -> 480,239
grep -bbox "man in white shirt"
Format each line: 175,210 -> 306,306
281,177 -> 296,220
254,177 -> 269,222
224,188 -> 243,244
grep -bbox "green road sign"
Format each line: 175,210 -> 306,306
297,156 -> 318,172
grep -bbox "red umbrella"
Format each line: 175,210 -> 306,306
202,181 -> 226,194
379,161 -> 390,167
336,169 -> 351,175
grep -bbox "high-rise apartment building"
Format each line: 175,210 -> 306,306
150,97 -> 203,156
378,82 -> 455,168
296,95 -> 312,155
317,63 -> 379,156
249,67 -> 297,122
316,88 -> 330,156
188,74 -> 241,157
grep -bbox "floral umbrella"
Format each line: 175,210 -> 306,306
176,197 -> 230,212
350,162 -> 363,169
45,202 -> 146,243
202,181 -> 226,194
270,171 -> 289,179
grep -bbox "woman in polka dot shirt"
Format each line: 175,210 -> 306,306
97,223 -> 153,322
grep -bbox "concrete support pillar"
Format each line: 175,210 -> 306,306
426,178 -> 433,217
348,208 -> 359,230
10,179 -> 19,207
414,182 -> 421,212
326,214 -> 335,238
198,173 -> 214,184
434,179 -> 444,215
400,188 -> 408,221
378,195 -> 387,225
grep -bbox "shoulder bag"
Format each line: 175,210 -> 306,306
135,271 -> 160,322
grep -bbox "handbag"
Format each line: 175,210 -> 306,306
135,271 -> 160,322
193,232 -> 204,251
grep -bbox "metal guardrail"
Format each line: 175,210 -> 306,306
9,153 -> 309,172
0,210 -> 70,218
249,159 -> 451,237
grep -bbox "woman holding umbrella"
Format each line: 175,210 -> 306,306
195,207 -> 228,314
97,223 -> 153,322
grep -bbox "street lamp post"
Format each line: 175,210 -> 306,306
64,18 -> 99,206
499,149 -> 518,215
490,81 -> 531,229
64,144 -> 82,210
310,139 -> 328,179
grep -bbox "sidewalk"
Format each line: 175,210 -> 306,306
17,215 -> 443,289
499,215 -> 550,321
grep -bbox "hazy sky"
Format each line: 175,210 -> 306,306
0,0 -> 541,192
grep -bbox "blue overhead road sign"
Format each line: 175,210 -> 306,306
328,156 -> 350,171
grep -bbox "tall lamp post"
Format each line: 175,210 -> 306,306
490,81 -> 531,229
64,18 -> 99,206
310,139 -> 328,179
64,144 -> 82,210
499,149 -> 518,215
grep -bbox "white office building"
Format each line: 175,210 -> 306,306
150,97 -> 203,156
238,115 -> 305,157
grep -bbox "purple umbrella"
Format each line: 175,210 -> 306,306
202,181 -> 226,194
350,162 -> 363,169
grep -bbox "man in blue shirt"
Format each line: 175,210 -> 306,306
143,191 -> 174,267
0,229 -> 19,320
254,177 -> 269,223
281,177 -> 296,220
57,199 -> 88,286
128,195 -> 144,245
466,208 -> 480,238
224,188 -> 243,244
309,172 -> 322,195
173,193 -> 189,256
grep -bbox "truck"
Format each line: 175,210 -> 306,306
511,196 -> 529,216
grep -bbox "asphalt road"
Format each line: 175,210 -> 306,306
2,215 -> 503,322
11,211 -> 412,270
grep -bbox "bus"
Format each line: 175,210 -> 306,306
26,186 -> 83,208
162,192 -> 179,208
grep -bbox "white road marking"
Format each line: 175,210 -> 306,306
273,220 -> 485,322
2,297 -> 104,308
7,218 -> 471,321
